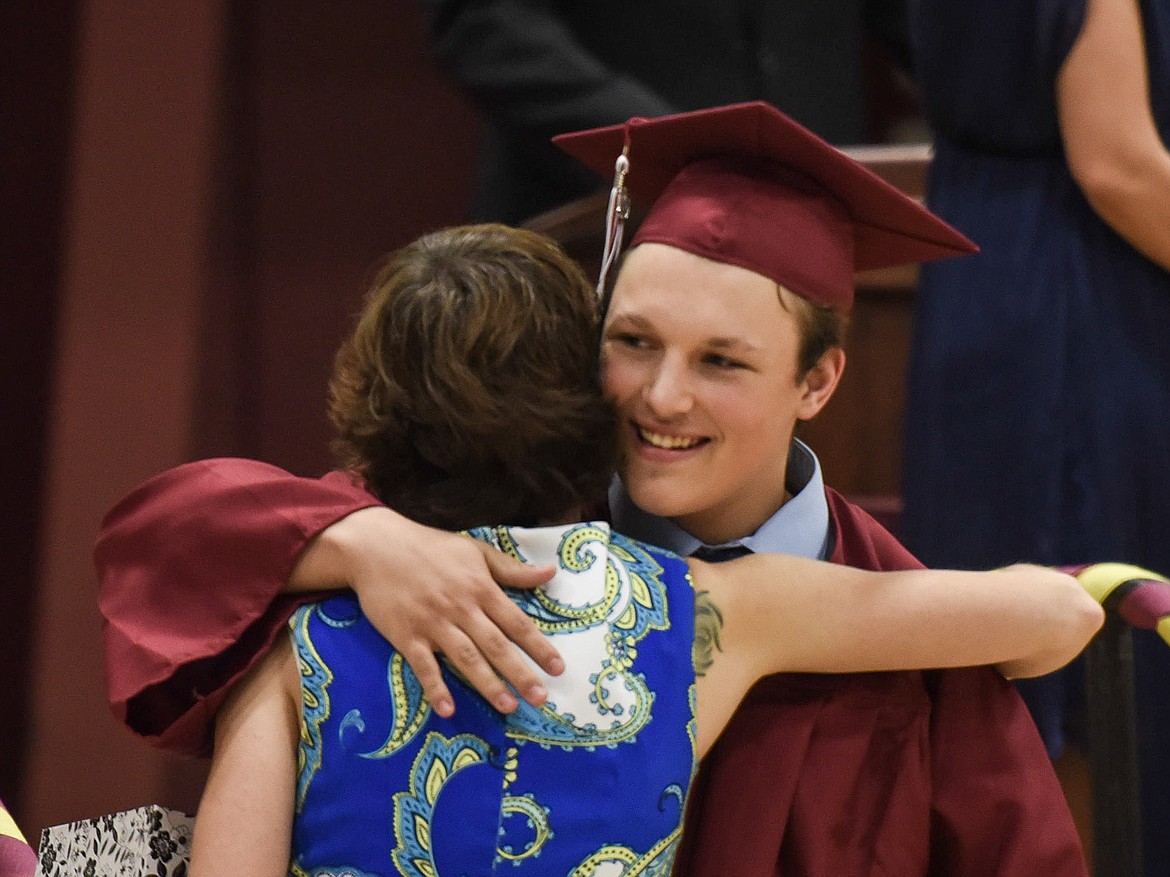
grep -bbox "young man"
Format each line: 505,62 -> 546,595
99,104 -> 1097,875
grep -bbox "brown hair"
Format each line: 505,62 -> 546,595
328,224 -> 617,530
776,284 -> 849,375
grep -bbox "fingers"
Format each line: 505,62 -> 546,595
477,544 -> 565,679
463,607 -> 560,706
396,642 -> 456,718
348,531 -> 564,715
436,627 -> 523,714
488,596 -> 565,680
375,592 -> 559,714
482,544 -> 555,590
428,593 -> 559,709
393,616 -> 527,717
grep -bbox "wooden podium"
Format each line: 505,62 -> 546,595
523,143 -> 932,529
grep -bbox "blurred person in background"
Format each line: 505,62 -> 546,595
418,0 -> 915,221
902,0 -> 1170,872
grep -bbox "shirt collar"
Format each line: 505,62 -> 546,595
608,438 -> 831,560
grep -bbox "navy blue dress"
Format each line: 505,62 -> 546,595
903,1 -> 1170,871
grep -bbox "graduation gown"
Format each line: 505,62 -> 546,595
95,460 -> 1088,876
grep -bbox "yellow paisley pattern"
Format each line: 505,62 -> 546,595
290,523 -> 695,877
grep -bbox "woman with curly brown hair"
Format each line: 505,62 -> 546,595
326,223 -> 616,531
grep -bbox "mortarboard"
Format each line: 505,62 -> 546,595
552,101 -> 977,310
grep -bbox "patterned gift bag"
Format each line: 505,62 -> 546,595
35,806 -> 193,877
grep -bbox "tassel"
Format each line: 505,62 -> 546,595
597,128 -> 633,297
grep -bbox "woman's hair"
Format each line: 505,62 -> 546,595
329,223 -> 617,530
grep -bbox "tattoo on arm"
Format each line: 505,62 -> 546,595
693,590 -> 725,677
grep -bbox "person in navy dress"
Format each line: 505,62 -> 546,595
902,0 -> 1170,871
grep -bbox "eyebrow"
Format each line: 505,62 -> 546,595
706,336 -> 761,354
606,312 -> 763,354
604,311 -> 653,331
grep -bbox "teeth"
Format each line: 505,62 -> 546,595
639,427 -> 702,450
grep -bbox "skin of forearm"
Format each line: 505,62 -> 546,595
713,556 -> 1102,680
285,525 -> 352,594
285,507 -> 406,594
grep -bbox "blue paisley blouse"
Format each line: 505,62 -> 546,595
287,521 -> 697,877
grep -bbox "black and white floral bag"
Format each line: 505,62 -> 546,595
36,806 -> 192,877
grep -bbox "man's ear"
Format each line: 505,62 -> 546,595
797,347 -> 846,421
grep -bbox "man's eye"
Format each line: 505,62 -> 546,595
704,354 -> 744,369
613,333 -> 647,348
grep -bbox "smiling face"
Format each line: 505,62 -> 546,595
601,243 -> 844,544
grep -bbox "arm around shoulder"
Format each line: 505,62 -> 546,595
690,555 -> 1102,727
96,458 -> 379,750
310,507 -> 563,718
97,456 -> 565,744
688,555 -> 1102,755
96,458 -> 380,608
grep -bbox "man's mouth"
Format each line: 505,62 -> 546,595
636,425 -> 706,450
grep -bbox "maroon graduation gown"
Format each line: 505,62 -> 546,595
673,489 -> 1088,876
94,460 -> 1088,876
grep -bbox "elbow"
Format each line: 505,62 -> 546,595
1076,594 -> 1107,647
1021,590 -> 1105,680
1057,584 -> 1106,665
1006,580 -> 1104,681
1068,143 -> 1157,223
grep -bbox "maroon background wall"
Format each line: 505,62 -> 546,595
4,0 -> 481,841
0,0 -> 79,822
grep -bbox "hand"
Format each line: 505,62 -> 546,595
292,507 -> 563,717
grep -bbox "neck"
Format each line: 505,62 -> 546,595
673,486 -> 793,545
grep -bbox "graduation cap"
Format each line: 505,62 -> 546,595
552,101 -> 977,310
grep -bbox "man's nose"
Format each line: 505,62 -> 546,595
643,356 -> 694,418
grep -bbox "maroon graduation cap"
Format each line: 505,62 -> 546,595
553,101 -> 977,310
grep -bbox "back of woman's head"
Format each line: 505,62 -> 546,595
329,224 -> 617,530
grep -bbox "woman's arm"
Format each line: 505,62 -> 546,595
1058,0 -> 1170,271
689,556 -> 1104,756
712,557 -> 1103,677
189,635 -> 300,877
